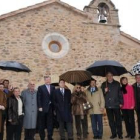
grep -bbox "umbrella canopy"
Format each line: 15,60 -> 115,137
52,80 -> 91,87
59,70 -> 92,84
72,78 -> 95,87
86,60 -> 128,77
130,61 -> 140,76
51,82 -> 59,87
0,61 -> 31,72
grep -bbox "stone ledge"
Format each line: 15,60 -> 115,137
82,21 -> 121,28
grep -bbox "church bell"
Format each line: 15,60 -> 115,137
99,15 -> 107,23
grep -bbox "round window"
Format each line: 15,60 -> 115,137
49,41 -> 62,53
42,33 -> 70,59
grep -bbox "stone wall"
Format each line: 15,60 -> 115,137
0,2 -> 139,90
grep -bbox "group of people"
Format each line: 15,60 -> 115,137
0,73 -> 140,140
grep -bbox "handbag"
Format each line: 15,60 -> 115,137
82,101 -> 93,111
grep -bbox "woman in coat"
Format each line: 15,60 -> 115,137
86,79 -> 105,139
120,77 -> 135,139
71,84 -> 88,140
7,87 -> 24,140
0,83 -> 7,139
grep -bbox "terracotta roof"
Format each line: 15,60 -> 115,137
0,0 -> 88,21
120,31 -> 140,45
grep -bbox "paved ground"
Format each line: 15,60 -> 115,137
3,117 -> 140,140
30,124 -> 139,140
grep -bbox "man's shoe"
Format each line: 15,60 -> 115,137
130,136 -> 135,139
110,135 -> 117,139
77,136 -> 81,140
48,138 -> 53,140
93,136 -> 99,139
48,135 -> 53,140
118,136 -> 123,139
98,136 -> 102,139
125,135 -> 130,138
83,136 -> 87,139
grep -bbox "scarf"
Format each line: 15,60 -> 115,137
121,84 -> 127,94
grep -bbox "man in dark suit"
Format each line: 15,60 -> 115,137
53,79 -> 73,140
37,76 -> 55,140
133,74 -> 140,139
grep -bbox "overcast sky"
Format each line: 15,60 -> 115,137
0,0 -> 139,40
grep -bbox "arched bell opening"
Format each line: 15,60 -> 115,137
97,3 -> 110,23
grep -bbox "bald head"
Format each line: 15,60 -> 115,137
28,81 -> 35,91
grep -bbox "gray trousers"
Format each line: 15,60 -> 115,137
59,121 -> 73,139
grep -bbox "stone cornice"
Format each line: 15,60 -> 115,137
120,31 -> 140,45
0,0 -> 88,21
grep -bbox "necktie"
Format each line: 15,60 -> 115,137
61,88 -> 64,96
47,85 -> 50,94
91,88 -> 95,93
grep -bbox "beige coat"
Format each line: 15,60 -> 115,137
86,87 -> 105,115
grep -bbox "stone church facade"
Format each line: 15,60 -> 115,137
0,0 -> 140,89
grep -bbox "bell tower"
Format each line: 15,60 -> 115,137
84,0 -> 120,26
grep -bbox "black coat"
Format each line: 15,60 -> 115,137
37,84 -> 55,113
7,95 -> 24,125
53,88 -> 72,122
132,83 -> 140,110
101,80 -> 123,108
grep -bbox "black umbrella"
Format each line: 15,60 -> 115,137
59,70 -> 92,84
86,60 -> 128,76
51,83 -> 59,87
0,61 -> 31,72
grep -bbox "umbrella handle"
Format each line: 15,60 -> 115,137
105,77 -> 108,88
105,67 -> 107,88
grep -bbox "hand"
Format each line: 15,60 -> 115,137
100,108 -> 104,113
0,105 -> 5,110
131,106 -> 134,109
8,85 -> 13,91
1,106 -> 5,110
39,108 -> 43,112
105,87 -> 108,93
120,104 -> 123,108
54,111 -> 56,115
8,119 -> 12,122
